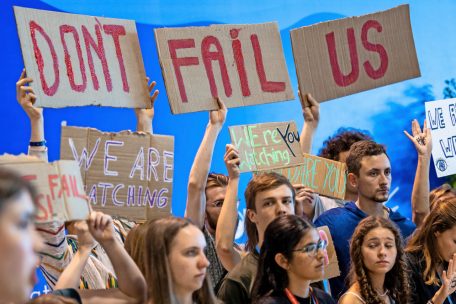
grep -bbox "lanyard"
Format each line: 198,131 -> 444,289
284,287 -> 319,304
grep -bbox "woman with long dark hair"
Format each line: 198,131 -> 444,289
251,214 -> 335,303
339,216 -> 411,304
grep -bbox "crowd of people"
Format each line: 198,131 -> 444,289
0,66 -> 455,304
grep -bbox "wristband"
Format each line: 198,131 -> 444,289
29,140 -> 46,147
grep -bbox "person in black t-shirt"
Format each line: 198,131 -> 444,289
251,215 -> 335,304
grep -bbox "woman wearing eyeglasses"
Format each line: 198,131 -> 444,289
339,216 -> 411,304
251,214 -> 335,304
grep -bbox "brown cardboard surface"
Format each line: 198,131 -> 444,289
14,6 -> 149,108
155,22 -> 294,114
0,155 -> 90,223
60,126 -> 174,221
315,226 -> 340,281
290,5 -> 420,103
229,121 -> 303,172
260,153 -> 346,200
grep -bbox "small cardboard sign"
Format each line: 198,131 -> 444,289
60,126 -> 174,221
290,4 -> 420,103
0,154 -> 90,223
425,98 -> 456,177
229,121 -> 303,172
260,153 -> 346,199
314,226 -> 340,281
14,6 -> 149,108
155,22 -> 294,114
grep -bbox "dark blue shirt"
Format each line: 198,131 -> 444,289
314,201 -> 416,299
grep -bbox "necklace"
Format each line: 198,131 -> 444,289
376,289 -> 389,297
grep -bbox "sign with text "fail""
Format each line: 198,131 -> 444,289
155,22 -> 294,114
0,155 -> 90,223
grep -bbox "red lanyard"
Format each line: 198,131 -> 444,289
284,287 -> 319,304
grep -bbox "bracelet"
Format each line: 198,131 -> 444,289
29,140 -> 46,147
427,300 -> 435,304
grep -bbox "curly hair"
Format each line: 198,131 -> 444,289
319,128 -> 372,161
348,216 -> 411,304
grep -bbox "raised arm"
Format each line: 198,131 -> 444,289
54,221 -> 95,290
77,212 -> 147,303
185,98 -> 227,228
404,119 -> 432,226
16,69 -> 47,161
299,92 -> 320,154
135,77 -> 159,133
215,144 -> 241,271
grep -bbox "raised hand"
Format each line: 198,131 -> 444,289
299,91 -> 320,129
135,77 -> 159,132
16,69 -> 42,120
73,220 -> 96,252
404,119 -> 432,157
293,184 -> 316,220
224,144 -> 240,179
87,212 -> 116,246
440,253 -> 456,297
209,97 -> 227,127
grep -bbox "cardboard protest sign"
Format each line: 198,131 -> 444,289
60,126 -> 174,221
229,121 -> 303,172
425,98 -> 456,177
155,22 -> 294,114
261,153 -> 346,199
290,4 -> 420,103
14,6 -> 149,108
0,154 -> 90,223
314,226 -> 340,281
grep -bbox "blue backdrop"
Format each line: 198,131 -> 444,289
0,0 -> 451,297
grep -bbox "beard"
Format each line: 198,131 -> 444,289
371,190 -> 389,203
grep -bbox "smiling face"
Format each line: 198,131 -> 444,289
349,154 -> 391,204
284,229 -> 326,282
361,227 -> 397,276
0,190 -> 42,303
167,225 -> 210,298
435,225 -> 456,262
247,184 -> 294,244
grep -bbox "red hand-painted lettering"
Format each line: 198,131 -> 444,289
168,39 -> 199,103
30,21 -> 60,96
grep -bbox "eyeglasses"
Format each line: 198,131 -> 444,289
292,239 -> 328,257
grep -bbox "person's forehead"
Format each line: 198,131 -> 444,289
172,225 -> 206,247
256,184 -> 292,200
360,154 -> 390,169
364,227 -> 395,241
